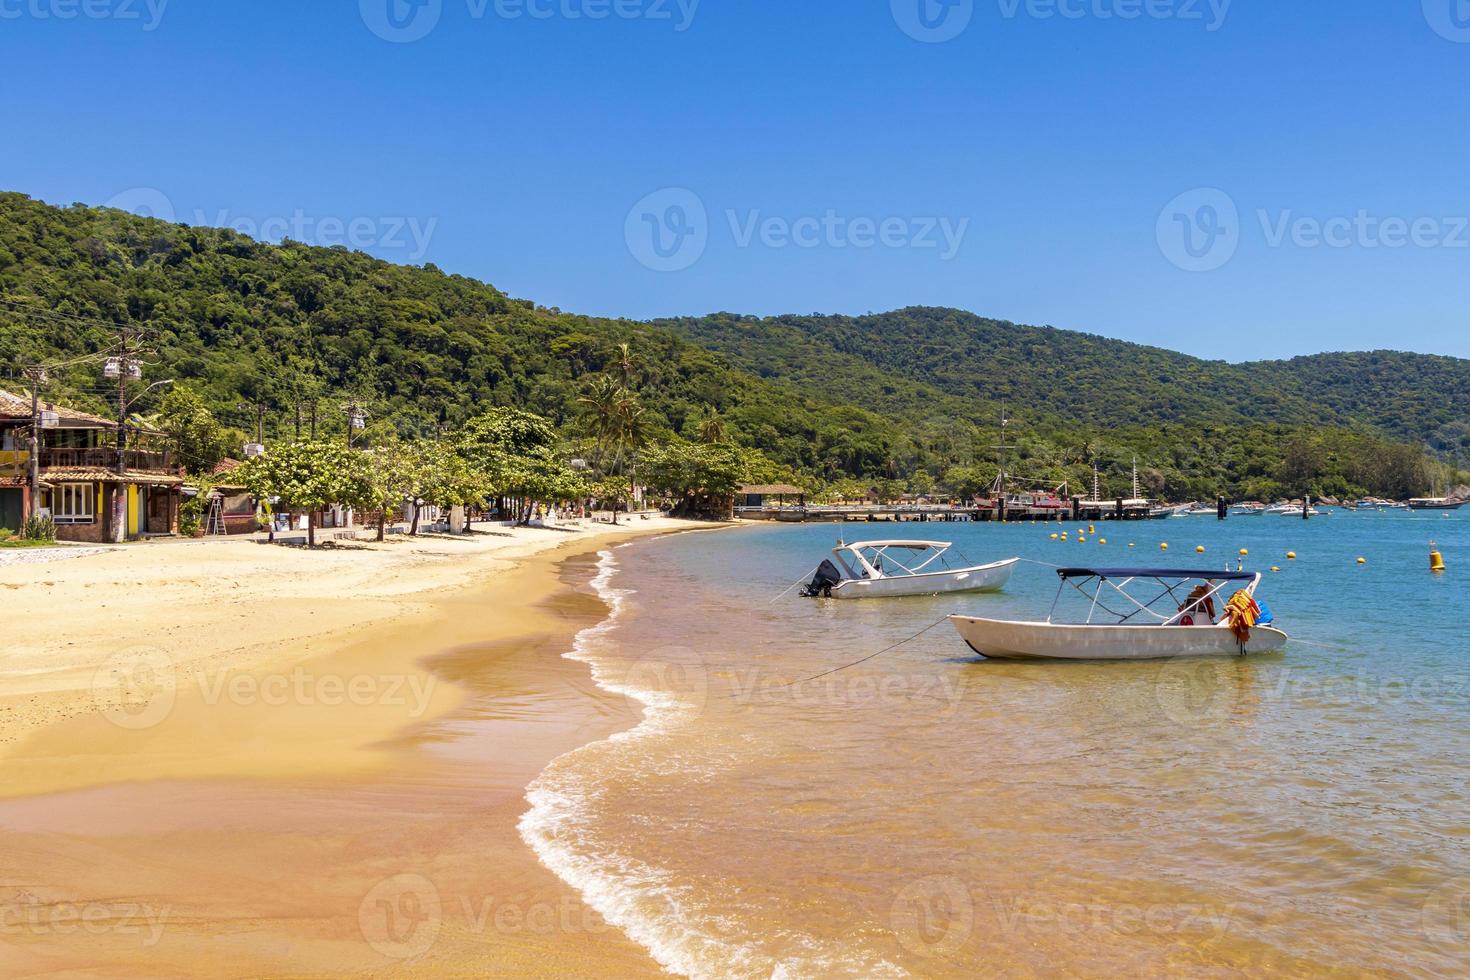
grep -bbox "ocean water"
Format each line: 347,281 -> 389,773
522,512 -> 1470,977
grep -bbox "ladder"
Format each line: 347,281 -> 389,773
205,494 -> 227,536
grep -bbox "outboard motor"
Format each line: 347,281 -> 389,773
800,559 -> 844,598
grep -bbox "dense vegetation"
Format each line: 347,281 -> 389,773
1,192 -> 1464,503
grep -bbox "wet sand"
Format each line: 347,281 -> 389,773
0,530 -> 692,977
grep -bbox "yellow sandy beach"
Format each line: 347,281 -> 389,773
0,520 -> 706,977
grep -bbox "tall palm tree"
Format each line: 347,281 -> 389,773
577,375 -> 623,471
614,342 -> 638,388
616,390 -> 649,511
697,408 -> 728,445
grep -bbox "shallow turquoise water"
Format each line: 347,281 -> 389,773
524,510 -> 1470,978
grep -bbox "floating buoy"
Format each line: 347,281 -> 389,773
1357,557 -> 1367,565
1287,551 -> 1297,560
1160,542 -> 1169,551
1088,524 -> 1096,535
1128,543 -> 1136,548
1239,548 -> 1249,557
1271,566 -> 1281,572
1099,538 -> 1107,545
1061,532 -> 1069,540
1050,533 -> 1058,540
1431,545 -> 1446,572
1196,545 -> 1206,554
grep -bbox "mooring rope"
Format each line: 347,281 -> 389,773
769,564 -> 822,604
768,615 -> 954,691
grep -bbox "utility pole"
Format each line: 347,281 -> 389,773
102,326 -> 169,543
344,401 -> 367,448
238,400 -> 269,447
106,327 -> 143,543
294,395 -> 320,441
22,365 -> 46,519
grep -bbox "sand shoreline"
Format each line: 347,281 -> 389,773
0,518 -> 721,976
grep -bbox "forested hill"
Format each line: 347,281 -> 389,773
656,308 -> 1470,454
0,192 -> 1462,501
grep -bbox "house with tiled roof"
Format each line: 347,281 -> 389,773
0,388 -> 184,541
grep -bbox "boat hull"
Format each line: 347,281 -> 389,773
832,559 -> 1018,599
948,616 -> 1288,660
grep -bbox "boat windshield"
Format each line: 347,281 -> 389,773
1048,568 -> 1259,626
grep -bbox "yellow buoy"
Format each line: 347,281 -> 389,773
1099,538 -> 1107,545
1160,543 -> 1169,551
1196,545 -> 1206,554
1050,533 -> 1059,540
1061,533 -> 1069,540
1088,524 -> 1096,535
1431,550 -> 1446,572
1239,548 -> 1249,557
1287,552 -> 1297,560
1270,566 -> 1281,572
1128,543 -> 1136,548
1357,557 -> 1367,565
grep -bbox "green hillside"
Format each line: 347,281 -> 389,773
658,307 -> 1467,448
0,192 -> 1461,502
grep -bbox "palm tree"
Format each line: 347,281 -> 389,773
577,375 -> 623,471
616,390 -> 649,514
697,408 -> 728,445
614,342 -> 638,388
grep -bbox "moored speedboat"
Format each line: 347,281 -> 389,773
802,540 -> 1019,599
949,566 -> 1288,660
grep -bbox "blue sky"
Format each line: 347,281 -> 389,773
4,0 -> 1469,361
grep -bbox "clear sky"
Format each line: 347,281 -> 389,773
4,0 -> 1469,361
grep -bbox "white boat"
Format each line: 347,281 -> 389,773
1231,502 -> 1266,516
801,539 -> 1019,599
949,566 -> 1287,660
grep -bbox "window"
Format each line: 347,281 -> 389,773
50,483 -> 96,524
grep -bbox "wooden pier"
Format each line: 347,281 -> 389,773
737,498 -> 1153,524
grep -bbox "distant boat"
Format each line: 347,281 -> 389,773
1408,497 -> 1464,511
949,566 -> 1288,661
1231,503 -> 1266,516
801,539 -> 1019,599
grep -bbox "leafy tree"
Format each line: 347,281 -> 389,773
156,386 -> 233,475
414,441 -> 487,532
239,441 -> 374,547
640,441 -> 764,518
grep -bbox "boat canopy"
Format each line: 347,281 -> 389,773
1055,567 -> 1257,582
833,540 -> 955,580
